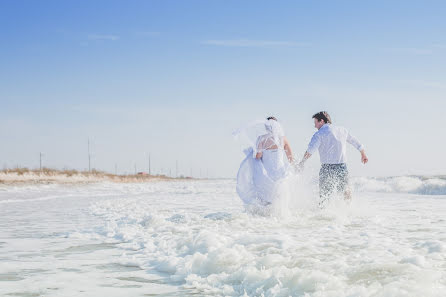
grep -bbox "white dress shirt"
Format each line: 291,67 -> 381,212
307,124 -> 364,164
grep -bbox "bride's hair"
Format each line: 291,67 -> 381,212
267,116 -> 277,121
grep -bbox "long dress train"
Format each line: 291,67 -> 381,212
236,147 -> 288,205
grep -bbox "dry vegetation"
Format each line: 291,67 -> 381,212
0,167 -> 193,185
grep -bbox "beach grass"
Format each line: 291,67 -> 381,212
0,167 -> 193,185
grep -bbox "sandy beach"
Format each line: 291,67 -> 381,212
2,1 -> 445,296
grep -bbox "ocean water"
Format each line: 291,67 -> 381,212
0,177 -> 445,297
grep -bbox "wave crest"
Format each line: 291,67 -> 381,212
352,176 -> 446,195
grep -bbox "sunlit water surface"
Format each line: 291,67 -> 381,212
0,179 -> 445,296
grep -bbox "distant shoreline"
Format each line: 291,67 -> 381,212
0,168 -> 195,185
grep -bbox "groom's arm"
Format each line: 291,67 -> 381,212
346,130 -> 368,164
360,150 -> 368,164
302,151 -> 312,161
299,133 -> 320,166
298,152 -> 312,167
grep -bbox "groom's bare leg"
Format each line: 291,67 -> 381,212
344,187 -> 352,201
335,163 -> 351,202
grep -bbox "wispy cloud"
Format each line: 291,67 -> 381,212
134,31 -> 161,37
433,44 -> 446,49
397,79 -> 445,89
88,34 -> 120,41
202,39 -> 310,48
385,47 -> 433,55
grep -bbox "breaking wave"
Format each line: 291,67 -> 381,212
352,176 -> 446,195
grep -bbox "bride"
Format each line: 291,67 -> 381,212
235,116 -> 294,206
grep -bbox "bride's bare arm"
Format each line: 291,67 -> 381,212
256,136 -> 264,159
283,137 -> 294,162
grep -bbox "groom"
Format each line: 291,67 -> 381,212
299,111 -> 368,206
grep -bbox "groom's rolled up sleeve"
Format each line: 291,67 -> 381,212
307,133 -> 321,154
347,131 -> 364,151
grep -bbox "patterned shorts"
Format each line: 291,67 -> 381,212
319,163 -> 350,202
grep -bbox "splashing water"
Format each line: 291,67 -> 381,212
0,179 -> 445,296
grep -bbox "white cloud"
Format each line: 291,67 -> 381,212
202,39 -> 310,48
88,34 -> 120,41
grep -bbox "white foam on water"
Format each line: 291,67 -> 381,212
352,176 -> 446,195
0,179 -> 445,296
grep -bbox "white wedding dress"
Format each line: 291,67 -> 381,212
235,120 -> 290,205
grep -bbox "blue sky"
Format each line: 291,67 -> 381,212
1,0 -> 445,177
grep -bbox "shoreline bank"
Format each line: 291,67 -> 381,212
0,168 -> 193,185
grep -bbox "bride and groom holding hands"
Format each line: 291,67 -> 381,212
236,111 -> 368,207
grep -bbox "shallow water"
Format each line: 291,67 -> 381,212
0,180 -> 445,296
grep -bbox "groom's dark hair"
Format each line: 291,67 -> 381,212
267,116 -> 277,121
312,111 -> 332,124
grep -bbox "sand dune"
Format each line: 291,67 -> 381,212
0,168 -> 186,185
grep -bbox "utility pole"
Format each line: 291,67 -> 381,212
115,163 -> 117,175
176,160 -> 178,178
149,153 -> 151,175
134,163 -> 137,175
88,138 -> 91,172
39,152 -> 43,171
